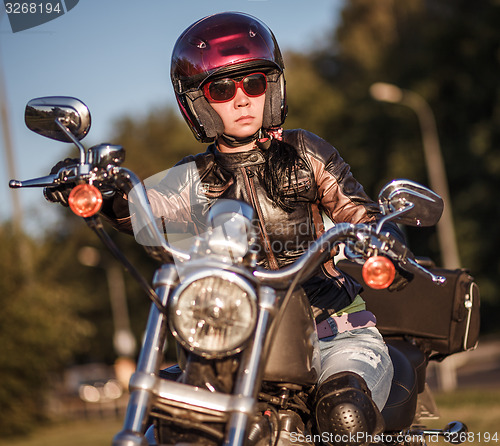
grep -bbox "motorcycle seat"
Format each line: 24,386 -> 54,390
381,342 -> 418,431
385,338 -> 427,393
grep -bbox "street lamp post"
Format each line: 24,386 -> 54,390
369,82 -> 461,270
370,82 -> 461,392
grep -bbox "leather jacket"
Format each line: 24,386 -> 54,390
108,129 -> 402,321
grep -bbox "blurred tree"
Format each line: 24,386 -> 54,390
284,51 -> 346,135
39,214 -> 148,364
111,107 -> 202,180
0,223 -> 92,435
310,0 -> 500,331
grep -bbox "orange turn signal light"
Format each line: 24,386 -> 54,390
362,256 -> 396,289
68,183 -> 103,218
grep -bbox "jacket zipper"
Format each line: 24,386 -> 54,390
240,166 -> 280,271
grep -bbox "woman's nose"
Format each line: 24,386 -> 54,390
233,87 -> 250,107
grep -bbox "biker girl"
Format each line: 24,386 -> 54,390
48,12 -> 409,445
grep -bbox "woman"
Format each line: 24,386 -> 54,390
50,12 -> 404,445
142,12 -> 398,443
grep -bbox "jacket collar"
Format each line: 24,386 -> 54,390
209,143 -> 266,168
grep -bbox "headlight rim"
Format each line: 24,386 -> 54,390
168,268 -> 258,359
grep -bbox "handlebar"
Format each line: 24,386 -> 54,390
254,223 -> 356,288
255,223 -> 446,288
9,162 -> 190,264
9,163 -> 91,189
10,160 -> 446,289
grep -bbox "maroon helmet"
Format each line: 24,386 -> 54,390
171,12 -> 287,143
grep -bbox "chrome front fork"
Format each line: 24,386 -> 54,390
113,264 -> 178,446
113,271 -> 278,446
223,286 -> 278,446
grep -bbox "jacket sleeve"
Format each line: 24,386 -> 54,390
295,129 -> 406,243
99,155 -> 200,235
148,152 -> 219,235
295,130 -> 379,224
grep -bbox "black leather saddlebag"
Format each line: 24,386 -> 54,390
337,260 -> 480,358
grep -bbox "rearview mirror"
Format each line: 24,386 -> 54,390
378,179 -> 443,227
25,96 -> 91,142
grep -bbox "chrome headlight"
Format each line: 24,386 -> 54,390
169,270 -> 257,358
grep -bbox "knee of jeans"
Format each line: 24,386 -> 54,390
319,344 -> 393,409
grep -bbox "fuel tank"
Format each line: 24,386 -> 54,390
262,288 -> 320,386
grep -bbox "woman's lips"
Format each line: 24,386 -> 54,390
236,115 -> 254,123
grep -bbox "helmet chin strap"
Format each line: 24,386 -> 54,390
220,130 -> 262,148
219,128 -> 282,150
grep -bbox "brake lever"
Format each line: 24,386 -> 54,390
9,174 -> 59,189
402,257 -> 447,286
10,161 -> 94,190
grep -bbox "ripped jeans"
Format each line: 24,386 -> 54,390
318,326 -> 393,410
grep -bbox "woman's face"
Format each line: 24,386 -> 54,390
206,77 -> 266,140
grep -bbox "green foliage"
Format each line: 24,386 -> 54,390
0,224 -> 93,435
111,107 -> 203,180
39,213 -> 162,364
284,52 -> 346,135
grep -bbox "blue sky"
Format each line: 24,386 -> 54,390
0,0 -> 343,233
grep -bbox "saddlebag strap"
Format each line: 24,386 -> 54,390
316,311 -> 377,339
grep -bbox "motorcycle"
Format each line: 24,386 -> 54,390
10,96 -> 471,446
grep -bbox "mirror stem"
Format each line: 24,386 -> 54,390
375,202 -> 415,234
55,118 -> 87,164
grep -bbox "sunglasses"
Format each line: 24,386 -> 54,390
203,72 -> 267,103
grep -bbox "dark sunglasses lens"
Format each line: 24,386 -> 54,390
209,79 -> 235,102
243,73 -> 267,96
